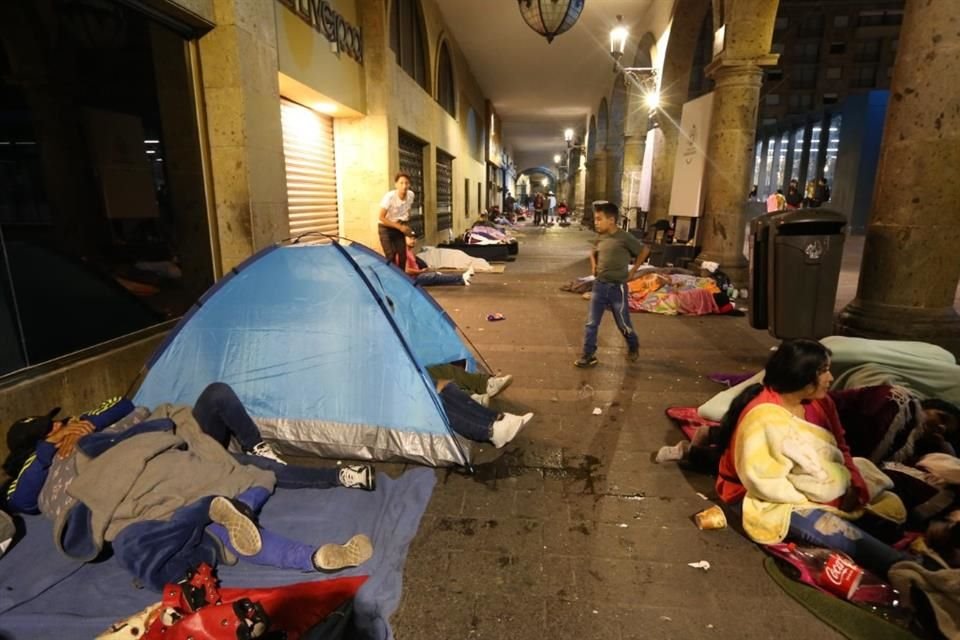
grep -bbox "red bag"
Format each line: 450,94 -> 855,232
141,564 -> 367,640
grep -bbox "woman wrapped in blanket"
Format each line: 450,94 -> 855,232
715,339 -> 913,577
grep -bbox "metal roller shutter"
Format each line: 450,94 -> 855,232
281,100 -> 339,238
398,131 -> 425,237
436,149 -> 453,231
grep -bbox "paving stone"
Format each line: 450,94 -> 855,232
391,226 -> 841,640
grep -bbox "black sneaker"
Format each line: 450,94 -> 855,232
627,349 -> 640,362
339,464 -> 376,491
574,354 -> 598,368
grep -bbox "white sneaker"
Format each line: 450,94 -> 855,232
249,441 -> 286,465
312,533 -> 374,571
471,393 -> 490,407
485,374 -> 513,398
462,268 -> 473,286
490,412 -> 534,448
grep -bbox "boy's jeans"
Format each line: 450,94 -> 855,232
582,280 -> 639,356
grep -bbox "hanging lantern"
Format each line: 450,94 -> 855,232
517,0 -> 585,44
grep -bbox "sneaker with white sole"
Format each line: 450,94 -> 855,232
249,441 -> 286,465
490,412 -> 534,448
209,496 -> 262,557
462,267 -> 474,286
338,464 -> 376,491
312,533 -> 374,571
471,392 -> 490,407
485,374 -> 513,397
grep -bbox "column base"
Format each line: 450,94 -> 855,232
836,298 -> 960,358
695,252 -> 749,287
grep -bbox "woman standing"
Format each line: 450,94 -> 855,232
378,172 -> 415,266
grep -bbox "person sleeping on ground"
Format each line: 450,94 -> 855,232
427,373 -> 533,449
426,363 -> 513,407
1,383 -> 376,591
698,336 -> 960,422
712,339 -> 914,578
400,236 -> 474,287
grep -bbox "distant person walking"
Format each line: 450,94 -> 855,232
533,191 -> 545,226
378,172 -> 415,267
785,179 -> 803,209
575,202 -> 650,368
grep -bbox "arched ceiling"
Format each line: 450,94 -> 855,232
435,0 -> 674,170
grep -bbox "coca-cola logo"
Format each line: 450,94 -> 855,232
823,557 -> 852,584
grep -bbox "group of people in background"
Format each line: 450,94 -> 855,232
754,177 -> 832,213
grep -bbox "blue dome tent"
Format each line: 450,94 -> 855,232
133,239 -> 480,467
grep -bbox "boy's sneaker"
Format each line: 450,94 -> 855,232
339,464 -> 376,491
490,412 -> 535,448
209,496 -> 262,557
249,441 -> 286,465
312,533 -> 374,571
485,374 -> 513,397
574,354 -> 598,368
471,393 -> 490,407
627,349 -> 640,363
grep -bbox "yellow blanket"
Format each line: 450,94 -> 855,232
735,403 -> 906,544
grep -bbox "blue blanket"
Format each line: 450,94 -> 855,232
0,468 -> 435,639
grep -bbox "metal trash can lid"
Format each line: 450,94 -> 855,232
770,209 -> 847,227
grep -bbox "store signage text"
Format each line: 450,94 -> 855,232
279,0 -> 363,64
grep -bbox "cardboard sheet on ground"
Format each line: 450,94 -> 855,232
0,468 -> 435,639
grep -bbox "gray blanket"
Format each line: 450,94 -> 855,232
57,404 -> 275,556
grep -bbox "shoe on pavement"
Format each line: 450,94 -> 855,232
485,374 -> 513,397
209,496 -> 262,557
627,349 -> 640,363
574,355 -> 598,368
313,533 -> 374,571
249,441 -> 286,465
490,412 -> 534,448
338,464 -> 376,491
471,393 -> 490,407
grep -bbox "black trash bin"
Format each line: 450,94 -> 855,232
748,214 -> 775,331
765,209 -> 847,339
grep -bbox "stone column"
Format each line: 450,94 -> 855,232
647,0 -> 711,224
696,61 -> 768,283
592,149 -> 609,203
199,0 -> 288,273
837,0 -> 960,355
619,81 -> 648,217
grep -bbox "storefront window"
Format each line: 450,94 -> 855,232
806,124 -> 822,183
751,142 -> 763,197
0,2 -> 212,374
763,136 -> 776,196
774,132 -> 789,191
790,128 -> 804,181
390,0 -> 429,90
823,115 -> 842,183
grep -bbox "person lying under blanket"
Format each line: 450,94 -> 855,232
399,236 -> 474,287
698,336 -> 960,422
1,383 -> 376,591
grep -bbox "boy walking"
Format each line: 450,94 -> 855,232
575,202 -> 650,368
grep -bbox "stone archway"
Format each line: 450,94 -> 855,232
647,0 -> 712,224
593,98 -> 610,202
617,32 -> 657,216
606,78 -> 627,204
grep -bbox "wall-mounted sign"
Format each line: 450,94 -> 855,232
278,0 -> 363,64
